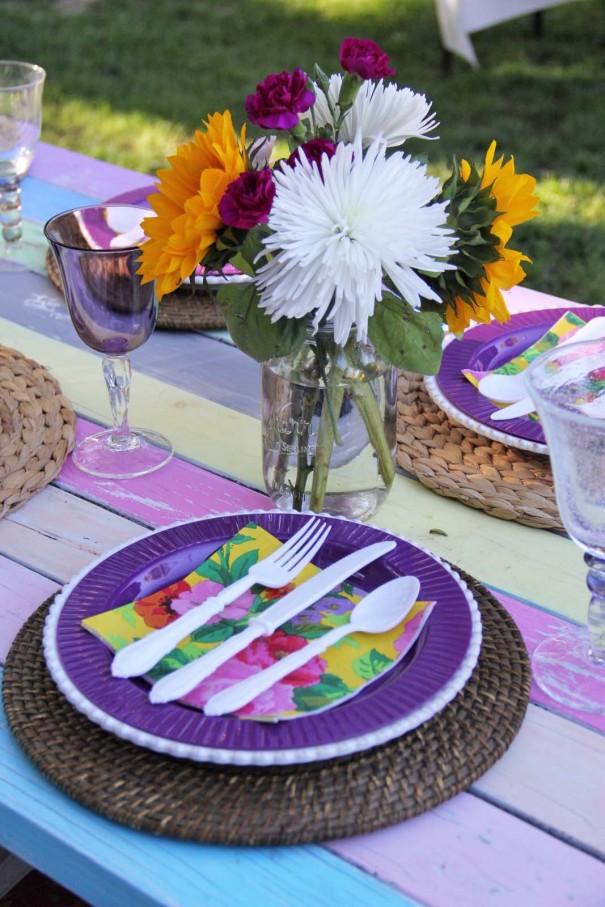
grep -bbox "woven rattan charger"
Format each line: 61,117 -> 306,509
0,346 -> 76,518
3,567 -> 530,846
397,371 -> 560,531
46,245 -> 226,332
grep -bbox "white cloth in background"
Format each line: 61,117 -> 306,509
434,0 -> 582,67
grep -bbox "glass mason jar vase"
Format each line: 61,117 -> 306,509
261,325 -> 397,520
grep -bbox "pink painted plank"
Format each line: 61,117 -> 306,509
492,591 -> 605,734
29,143 -> 151,200
328,790 -> 605,907
55,418 -> 273,526
0,556 -> 59,662
503,285 -> 580,313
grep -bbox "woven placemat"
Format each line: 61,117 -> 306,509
397,371 -> 561,530
0,346 -> 76,518
46,246 -> 226,332
3,571 -> 530,846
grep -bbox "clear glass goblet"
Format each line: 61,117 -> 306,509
526,338 -> 605,713
44,204 -> 173,478
0,60 -> 46,270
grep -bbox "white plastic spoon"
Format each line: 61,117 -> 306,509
478,316 -> 605,404
477,369 -> 528,404
203,574 -> 421,717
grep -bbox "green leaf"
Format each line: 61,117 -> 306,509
195,559 -> 232,588
239,227 -> 268,273
368,294 -> 444,374
216,281 -> 307,363
108,633 -> 133,649
280,621 -> 332,639
229,548 -> 260,581
292,673 -> 351,712
247,590 -> 272,615
149,647 -> 191,679
351,648 -> 393,680
190,623 -> 235,644
179,641 -> 205,660
312,63 -> 331,95
121,606 -> 137,628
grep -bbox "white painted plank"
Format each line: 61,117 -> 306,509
0,556 -> 59,662
0,486 -> 147,583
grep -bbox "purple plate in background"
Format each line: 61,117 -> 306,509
106,186 -> 243,280
433,307 -> 605,450
43,511 -> 481,766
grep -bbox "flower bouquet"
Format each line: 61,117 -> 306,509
138,38 -> 539,518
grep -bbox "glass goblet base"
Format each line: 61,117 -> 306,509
532,629 -> 605,714
72,428 -> 173,479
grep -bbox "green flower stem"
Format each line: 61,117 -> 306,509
268,382 -> 316,508
291,385 -> 319,511
309,381 -> 346,513
350,381 -> 395,488
315,335 -> 343,445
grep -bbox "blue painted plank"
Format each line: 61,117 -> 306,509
21,176 -> 99,224
0,272 -> 262,419
0,669 -> 417,907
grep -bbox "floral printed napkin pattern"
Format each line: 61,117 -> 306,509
83,522 -> 433,722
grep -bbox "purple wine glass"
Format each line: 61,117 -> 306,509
44,204 -> 173,478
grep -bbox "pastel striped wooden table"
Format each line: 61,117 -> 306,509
0,143 -> 603,907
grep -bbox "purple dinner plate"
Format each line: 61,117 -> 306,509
43,511 -> 481,766
434,307 -> 605,450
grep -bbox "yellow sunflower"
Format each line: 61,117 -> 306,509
445,140 -> 539,334
137,111 -> 247,300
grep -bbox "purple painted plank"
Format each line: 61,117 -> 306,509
492,591 -> 605,734
328,790 -> 605,907
55,418 -> 273,526
29,143 -> 152,200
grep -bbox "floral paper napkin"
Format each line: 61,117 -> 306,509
83,522 -> 433,722
462,310 -> 587,405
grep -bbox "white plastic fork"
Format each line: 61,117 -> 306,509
111,517 -> 331,678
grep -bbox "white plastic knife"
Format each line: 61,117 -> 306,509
490,395 -> 536,421
149,539 -> 396,704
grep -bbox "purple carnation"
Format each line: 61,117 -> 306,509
285,139 -> 337,176
339,37 -> 395,80
219,168 -> 276,230
245,68 -> 315,131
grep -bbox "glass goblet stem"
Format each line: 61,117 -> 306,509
0,179 -> 23,243
586,554 -> 605,664
102,355 -> 139,452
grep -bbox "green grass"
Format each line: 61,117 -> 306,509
3,0 -> 604,303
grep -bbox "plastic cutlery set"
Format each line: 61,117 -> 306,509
478,316 -> 605,422
111,519 -> 418,716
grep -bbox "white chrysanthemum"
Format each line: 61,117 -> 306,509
256,141 -> 454,346
311,74 -> 438,149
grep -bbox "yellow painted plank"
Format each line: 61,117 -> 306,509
1,319 -> 586,622
1,319 -> 263,486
